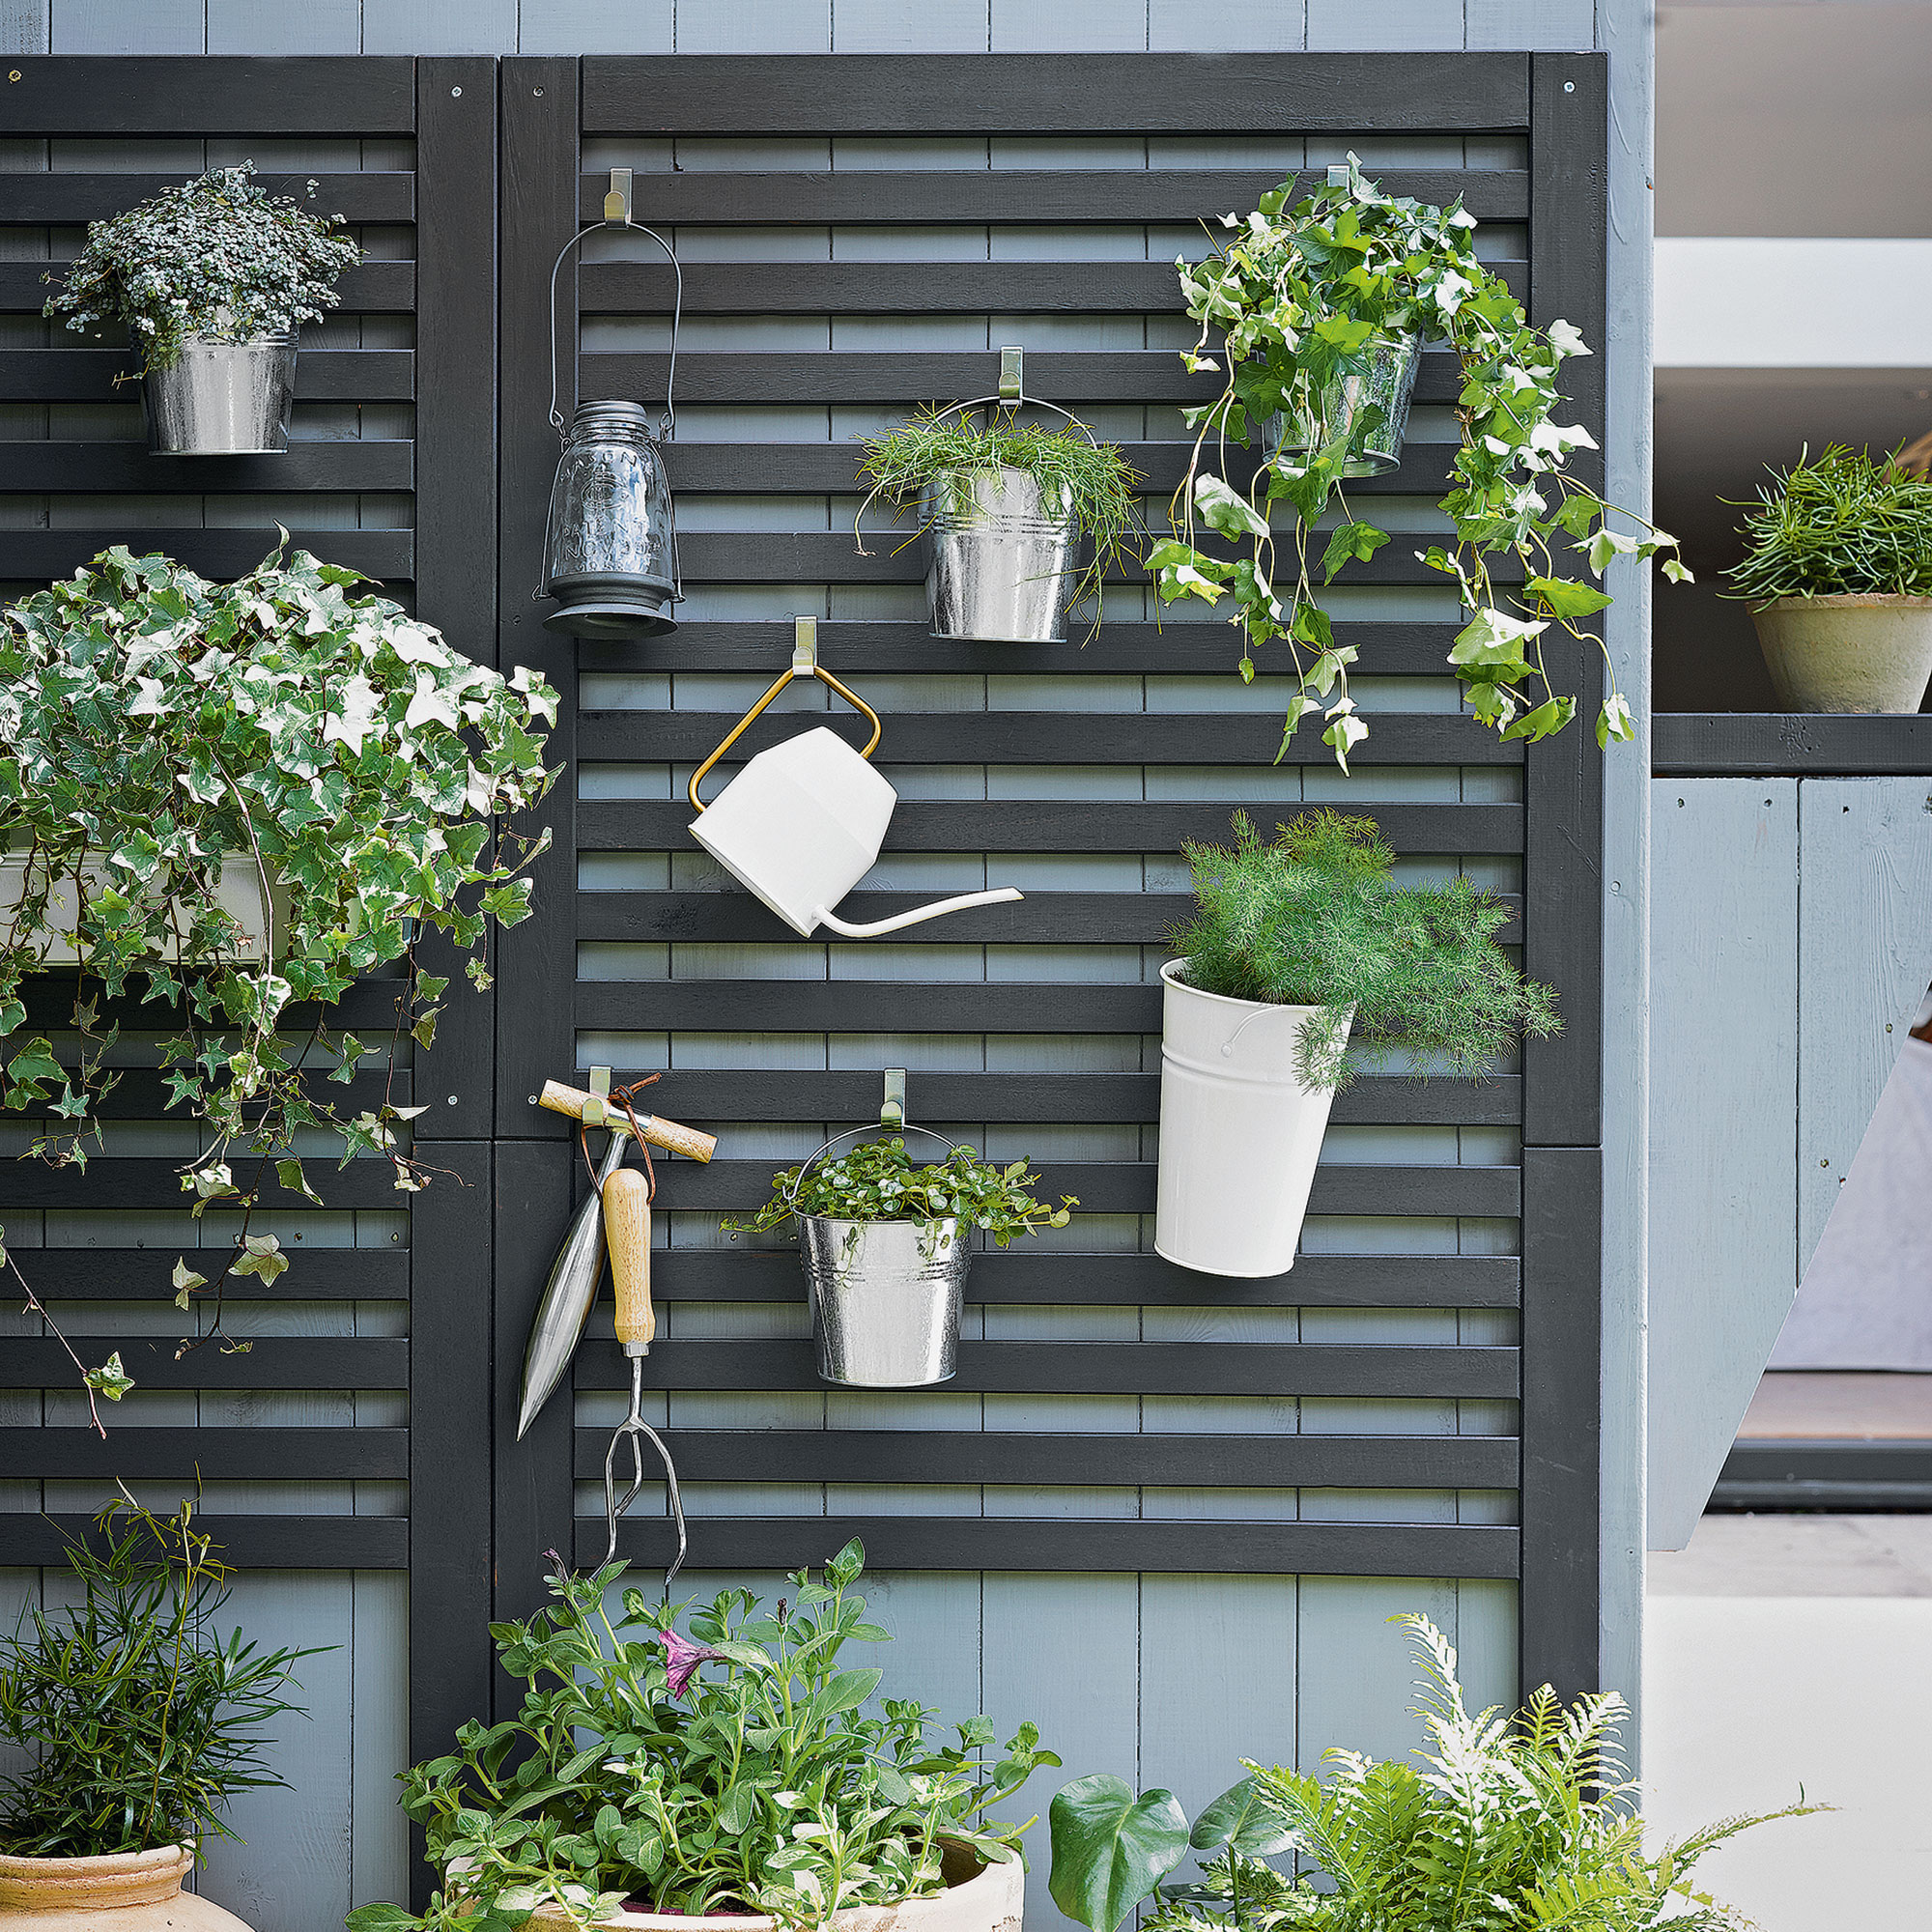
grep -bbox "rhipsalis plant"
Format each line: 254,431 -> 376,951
43,164 -> 359,372
724,1136 -> 1076,1247
349,1541 -> 1055,1932
0,1494 -> 315,1858
1048,1613 -> 1822,1932
1172,812 -> 1558,1091
0,541 -> 555,1393
1724,442 -> 1932,602
1155,159 -> 1688,768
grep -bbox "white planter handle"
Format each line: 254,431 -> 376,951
1153,958 -> 1348,1278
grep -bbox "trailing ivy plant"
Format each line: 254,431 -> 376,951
856,408 -> 1144,634
43,164 -> 360,373
0,541 -> 556,1395
1723,442 -> 1932,603
724,1136 -> 1075,1247
0,1492 -> 315,1859
1154,158 -> 1689,769
1171,811 -> 1558,1092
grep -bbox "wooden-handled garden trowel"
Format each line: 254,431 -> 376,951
516,1066 -> 717,1439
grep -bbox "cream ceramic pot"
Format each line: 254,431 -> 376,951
690,726 -> 1021,939
0,1846 -> 254,1932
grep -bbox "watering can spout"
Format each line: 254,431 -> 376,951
813,886 -> 1022,939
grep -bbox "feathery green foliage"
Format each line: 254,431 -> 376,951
856,407 -> 1144,629
1723,443 -> 1932,603
1170,811 -> 1558,1090
0,1496 -> 314,1857
1138,1616 -> 1821,1932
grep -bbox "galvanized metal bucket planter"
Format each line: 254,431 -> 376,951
1272,329 -> 1421,478
143,333 -> 297,455
924,464 -> 1082,644
789,1120 -> 971,1387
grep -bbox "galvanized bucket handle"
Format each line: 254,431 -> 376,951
924,344 -> 1100,448
548,169 -> 682,443
784,1122 -> 961,1218
688,616 -> 884,814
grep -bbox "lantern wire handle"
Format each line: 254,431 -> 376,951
547,175 -> 681,444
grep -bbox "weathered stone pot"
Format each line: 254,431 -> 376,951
524,1839 -> 1022,1932
1750,593 -> 1932,713
0,1846 -> 254,1932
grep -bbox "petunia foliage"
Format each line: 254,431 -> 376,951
0,541 -> 555,1374
1155,158 -> 1689,768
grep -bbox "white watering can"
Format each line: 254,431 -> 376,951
688,619 -> 1023,939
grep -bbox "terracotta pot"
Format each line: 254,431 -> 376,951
1749,594 -> 1932,713
523,1839 -> 1023,1932
0,1847 -> 253,1932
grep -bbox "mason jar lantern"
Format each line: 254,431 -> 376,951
539,170 -> 683,639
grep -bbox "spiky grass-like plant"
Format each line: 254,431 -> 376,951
1170,811 -> 1558,1090
856,408 -> 1144,631
1724,443 -> 1932,603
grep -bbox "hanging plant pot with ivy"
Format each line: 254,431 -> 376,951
42,165 -> 359,457
1155,159 -> 1690,769
0,539 -> 555,1409
1157,812 -> 1557,1278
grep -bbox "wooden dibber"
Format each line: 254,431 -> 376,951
538,1078 -> 718,1164
603,1166 -> 655,1356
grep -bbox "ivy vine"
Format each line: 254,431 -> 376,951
1153,158 -> 1688,769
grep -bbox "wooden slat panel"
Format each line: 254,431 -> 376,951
5,173 -> 415,225
582,710 -> 1515,766
610,1067 -> 1523,1127
651,1158 -> 1519,1217
7,1248 -> 410,1301
586,349 -> 1468,407
593,1516 -> 1520,1578
1654,713 -> 1932,777
0,261 -> 414,314
582,620 -> 1459,678
4,441 -> 413,492
571,1428 -> 1520,1487
16,1066 -> 406,1121
581,259 -> 1525,314
3,1425 -> 409,1480
3,1515 -> 408,1567
579,890 -> 1522,946
580,1337 -> 1518,1398
590,168 -> 1527,226
12,976 -> 406,1031
5,1337 -> 409,1389
583,800 -> 1521,856
582,52 -> 1531,134
0,1156 -> 406,1210
0,57 -> 418,135
0,349 -> 415,403
605,1249 -> 1522,1309
0,528 -> 413,582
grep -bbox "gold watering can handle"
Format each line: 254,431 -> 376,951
688,616 -> 884,814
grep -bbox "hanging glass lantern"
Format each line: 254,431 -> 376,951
539,171 -> 683,639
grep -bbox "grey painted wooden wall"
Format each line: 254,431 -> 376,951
1,11 -> 1649,1932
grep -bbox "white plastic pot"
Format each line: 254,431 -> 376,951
1153,959 -> 1348,1278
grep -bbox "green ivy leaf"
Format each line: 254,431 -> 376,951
1524,575 -> 1613,620
83,1350 -> 134,1402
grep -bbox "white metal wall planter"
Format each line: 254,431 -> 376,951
687,618 -> 1023,939
539,169 -> 683,639
1153,959 -> 1351,1277
144,333 -> 298,456
923,347 -> 1084,644
793,1071 -> 971,1388
0,852 -> 276,961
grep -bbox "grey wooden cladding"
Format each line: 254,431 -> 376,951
650,1159 -> 1520,1216
4,1426 -> 410,1480
580,1338 -> 1518,1399
6,173 -> 415,224
581,51 -> 1531,133
11,1517 -> 408,1567
583,800 -> 1524,855
584,169 -> 1530,226
567,1429 -> 1521,1488
0,262 -> 416,313
1653,712 -> 1932,777
11,1248 -> 410,1300
0,1156 -> 404,1209
598,1249 -> 1522,1309
0,529 -> 414,582
10,441 -> 413,492
4,1337 -> 408,1388
592,1518 -> 1520,1579
0,349 -> 415,402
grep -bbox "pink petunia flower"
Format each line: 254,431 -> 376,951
659,1628 -> 723,1700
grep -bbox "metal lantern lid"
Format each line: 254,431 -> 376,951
538,171 -> 683,640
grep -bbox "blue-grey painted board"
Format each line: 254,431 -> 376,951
51,0 -> 201,51
207,0 -> 359,53
362,0 -> 518,55
832,0 -> 990,52
1305,0 -> 1462,52
676,0 -> 832,53
989,0 -> 1148,52
2,0 -> 47,54
1465,0 -> 1594,51
1647,780 -> 1797,1551
518,0 -> 671,51
1149,0 -> 1303,50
